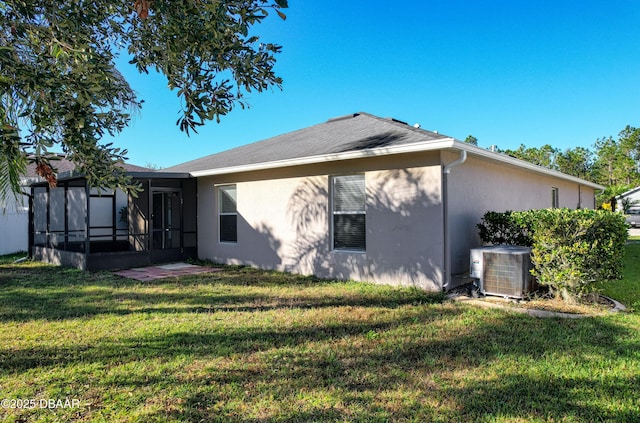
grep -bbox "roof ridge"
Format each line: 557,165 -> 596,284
353,111 -> 450,138
326,112 -> 361,122
165,112 -> 450,173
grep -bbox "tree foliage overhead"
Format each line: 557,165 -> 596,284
0,0 -> 287,198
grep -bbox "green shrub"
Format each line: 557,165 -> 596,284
477,209 -> 628,302
525,209 -> 628,301
476,210 -> 532,246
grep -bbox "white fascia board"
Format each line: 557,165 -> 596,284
189,138 -> 457,177
189,137 -> 604,190
451,141 -> 605,190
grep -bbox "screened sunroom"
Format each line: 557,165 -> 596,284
29,172 -> 197,271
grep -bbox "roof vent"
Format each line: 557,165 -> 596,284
434,130 -> 438,134
413,123 -> 421,129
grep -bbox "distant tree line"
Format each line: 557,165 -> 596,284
464,126 -> 640,210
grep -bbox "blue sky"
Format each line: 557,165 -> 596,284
107,1 -> 640,168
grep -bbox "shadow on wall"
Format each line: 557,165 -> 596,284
284,177 -> 334,277
366,169 -> 443,289
278,169 -> 443,289
240,218 -> 283,270
226,213 -> 282,270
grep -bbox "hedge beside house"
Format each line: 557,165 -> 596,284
476,210 -> 533,247
477,209 -> 628,302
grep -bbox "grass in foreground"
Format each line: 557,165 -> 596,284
0,255 -> 639,422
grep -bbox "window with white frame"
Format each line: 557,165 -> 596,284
551,187 -> 559,208
219,185 -> 237,243
332,174 -> 366,251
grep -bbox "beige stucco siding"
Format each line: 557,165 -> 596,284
444,151 -> 598,278
365,167 -> 444,288
197,153 -> 445,290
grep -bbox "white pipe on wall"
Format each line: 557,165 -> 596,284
442,150 -> 467,291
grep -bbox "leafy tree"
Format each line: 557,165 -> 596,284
0,0 -> 288,200
464,135 -> 478,146
554,147 -> 593,180
502,143 -> 558,169
592,128 -> 640,188
144,162 -> 164,171
592,136 -> 626,187
618,125 -> 640,165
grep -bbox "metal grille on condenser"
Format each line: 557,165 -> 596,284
483,253 -> 526,298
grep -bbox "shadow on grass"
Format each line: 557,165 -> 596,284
4,307 -> 638,421
2,261 -> 639,421
0,307 -> 460,374
146,314 -> 639,422
0,263 -> 444,321
0,285 -> 443,322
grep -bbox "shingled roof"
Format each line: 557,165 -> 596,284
164,111 -> 604,190
165,112 -> 450,174
26,157 -> 150,179
25,154 -> 152,182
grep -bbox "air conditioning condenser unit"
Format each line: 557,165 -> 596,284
470,245 -> 534,299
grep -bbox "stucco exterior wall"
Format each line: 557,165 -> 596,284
444,151 -> 598,282
197,153 -> 445,290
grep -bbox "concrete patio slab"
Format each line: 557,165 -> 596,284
114,262 -> 222,281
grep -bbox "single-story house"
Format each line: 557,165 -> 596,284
161,112 -> 603,291
616,186 -> 640,212
29,113 -> 604,290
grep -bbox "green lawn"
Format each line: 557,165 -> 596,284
598,241 -> 640,312
0,253 -> 639,422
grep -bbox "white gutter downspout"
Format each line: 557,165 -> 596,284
442,150 -> 467,291
443,150 -> 467,174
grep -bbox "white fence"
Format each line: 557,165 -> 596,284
1,195 -> 29,255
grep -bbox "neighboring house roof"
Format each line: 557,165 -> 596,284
24,154 -> 154,185
25,155 -> 151,179
615,186 -> 640,200
165,112 -> 604,190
